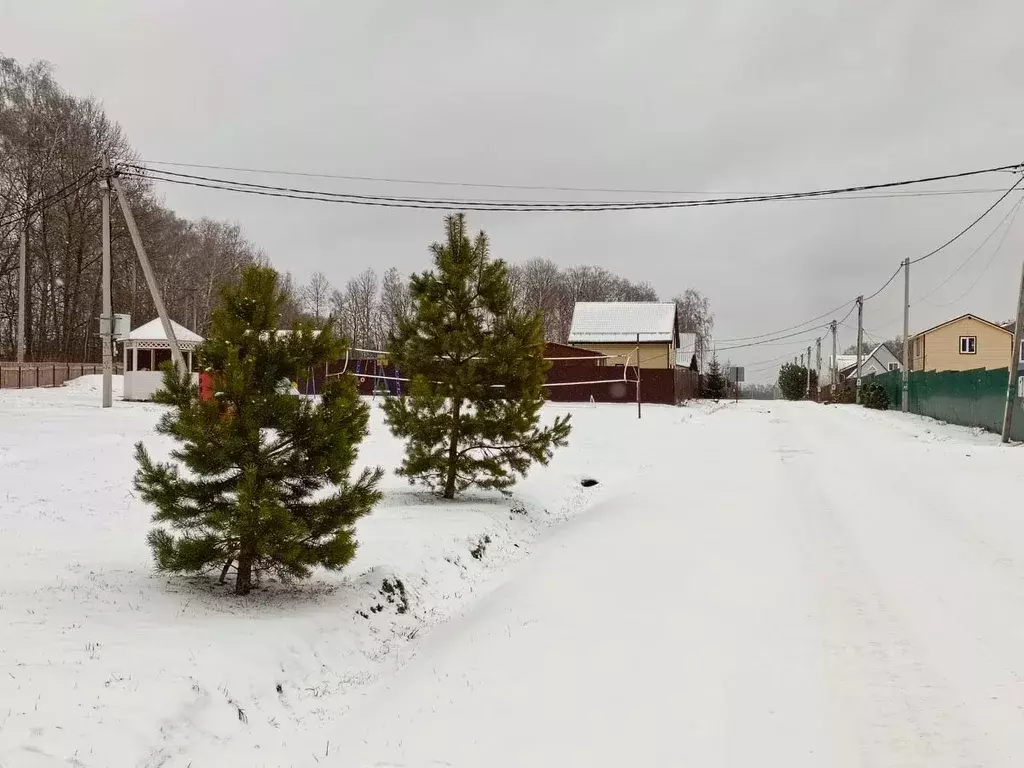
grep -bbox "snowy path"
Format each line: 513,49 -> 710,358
332,402 -> 1024,768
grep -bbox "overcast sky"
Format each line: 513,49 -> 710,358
4,0 -> 1023,381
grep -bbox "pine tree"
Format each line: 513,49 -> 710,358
382,214 -> 571,499
703,357 -> 727,399
777,363 -> 817,401
688,353 -> 698,372
134,266 -> 383,595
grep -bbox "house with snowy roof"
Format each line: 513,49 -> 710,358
568,302 -> 680,369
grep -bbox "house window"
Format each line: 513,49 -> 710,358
959,336 -> 977,354
1019,339 -> 1023,363
887,362 -> 899,371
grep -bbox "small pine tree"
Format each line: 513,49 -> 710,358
703,358 -> 728,399
861,381 -> 890,410
134,266 -> 383,595
382,214 -> 571,499
777,363 -> 817,401
688,353 -> 698,372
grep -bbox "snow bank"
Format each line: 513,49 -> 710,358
0,387 -> 674,766
61,373 -> 125,396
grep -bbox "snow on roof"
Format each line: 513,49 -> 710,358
128,318 -> 203,343
833,354 -> 859,371
568,302 -> 678,344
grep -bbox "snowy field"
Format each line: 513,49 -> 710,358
4,380 -> 1024,766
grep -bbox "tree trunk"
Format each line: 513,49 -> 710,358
235,548 -> 254,595
443,397 -> 463,499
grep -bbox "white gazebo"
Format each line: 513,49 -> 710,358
120,318 -> 203,401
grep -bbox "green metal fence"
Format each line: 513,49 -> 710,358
864,367 -> 1024,440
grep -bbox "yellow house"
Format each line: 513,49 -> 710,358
909,313 -> 1012,372
567,302 -> 679,369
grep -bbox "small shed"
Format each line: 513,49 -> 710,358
120,318 -> 203,401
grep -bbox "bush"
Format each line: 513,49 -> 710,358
861,382 -> 889,410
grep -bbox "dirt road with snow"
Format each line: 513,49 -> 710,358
336,401 -> 1024,768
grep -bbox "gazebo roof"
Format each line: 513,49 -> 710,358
123,318 -> 203,350
128,318 -> 203,342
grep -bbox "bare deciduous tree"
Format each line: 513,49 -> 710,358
0,55 -> 263,362
673,289 -> 714,369
300,271 -> 332,320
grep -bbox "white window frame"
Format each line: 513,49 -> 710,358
959,335 -> 977,355
887,361 -> 900,371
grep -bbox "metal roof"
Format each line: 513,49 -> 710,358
568,302 -> 678,344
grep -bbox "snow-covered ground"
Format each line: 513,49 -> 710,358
5,382 -> 1024,766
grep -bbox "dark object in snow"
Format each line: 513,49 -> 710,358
381,577 -> 410,614
470,535 -> 492,560
580,478 -> 599,488
275,683 -> 283,694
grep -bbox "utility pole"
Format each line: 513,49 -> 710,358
635,333 -> 641,420
16,208 -> 27,363
855,295 -> 864,404
100,156 -> 113,408
902,257 -> 910,412
1001,259 -> 1024,442
831,320 -> 837,399
805,345 -> 811,397
109,173 -> 185,371
800,352 -> 804,368
815,337 -> 821,399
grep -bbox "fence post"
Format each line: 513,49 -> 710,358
51,364 -> 55,388
18,365 -> 22,389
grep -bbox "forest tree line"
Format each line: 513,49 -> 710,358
299,262 -> 714,364
1,54 -> 713,365
0,56 -> 273,363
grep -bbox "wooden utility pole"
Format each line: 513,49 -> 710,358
1001,259 -> 1024,442
100,157 -> 113,408
902,258 -> 910,412
855,296 -> 864,404
635,334 -> 641,419
831,320 -> 838,399
805,345 -> 811,398
815,337 -> 821,400
109,174 -> 185,371
16,211 -> 27,363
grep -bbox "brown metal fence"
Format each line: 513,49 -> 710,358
0,363 -> 124,389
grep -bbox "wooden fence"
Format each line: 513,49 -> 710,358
0,362 -> 123,389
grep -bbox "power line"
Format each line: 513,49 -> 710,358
121,160 -> 1024,213
922,199 -> 1024,308
917,195 -> 1024,303
908,174 -> 1024,265
715,299 -> 855,343
863,264 -> 904,302
715,323 -> 831,352
138,158 -> 1024,198
0,166 -> 100,230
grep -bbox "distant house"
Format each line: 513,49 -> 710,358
910,314 -> 1012,372
853,343 -> 902,378
820,344 -> 902,386
568,302 -> 680,369
822,354 -> 858,387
